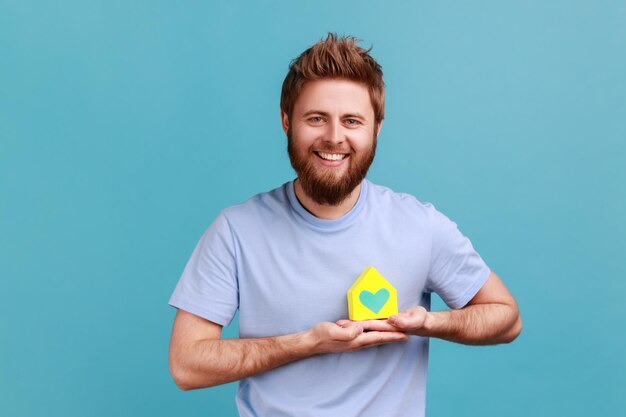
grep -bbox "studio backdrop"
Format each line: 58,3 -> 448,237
2,1 -> 625,416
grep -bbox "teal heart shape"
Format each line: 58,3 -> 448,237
359,289 -> 390,314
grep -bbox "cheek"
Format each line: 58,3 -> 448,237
293,127 -> 320,147
351,131 -> 375,150
298,125 -> 321,138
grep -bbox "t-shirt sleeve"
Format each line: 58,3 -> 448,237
425,205 -> 490,309
168,212 -> 239,326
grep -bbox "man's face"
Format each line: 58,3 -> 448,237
282,78 -> 381,206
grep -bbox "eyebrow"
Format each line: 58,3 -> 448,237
301,110 -> 367,119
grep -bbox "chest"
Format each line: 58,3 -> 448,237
234,220 -> 432,337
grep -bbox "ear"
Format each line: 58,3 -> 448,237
375,120 -> 384,138
280,109 -> 289,136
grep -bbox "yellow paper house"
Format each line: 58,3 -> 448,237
347,266 -> 398,320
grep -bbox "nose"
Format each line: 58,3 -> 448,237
323,119 -> 344,145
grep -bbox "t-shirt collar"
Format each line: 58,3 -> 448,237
286,178 -> 368,231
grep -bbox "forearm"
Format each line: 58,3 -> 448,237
424,303 -> 522,345
170,320 -> 409,390
171,332 -> 314,390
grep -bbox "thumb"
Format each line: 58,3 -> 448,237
388,307 -> 426,330
332,323 -> 363,341
388,314 -> 410,329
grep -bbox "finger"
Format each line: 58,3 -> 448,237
338,319 -> 404,332
357,331 -> 408,344
355,319 -> 399,332
387,315 -> 409,329
388,307 -> 426,330
330,323 -> 363,341
354,330 -> 409,347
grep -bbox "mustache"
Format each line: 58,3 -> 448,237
313,145 -> 352,154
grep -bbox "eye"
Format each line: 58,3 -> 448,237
309,116 -> 324,124
345,118 -> 361,126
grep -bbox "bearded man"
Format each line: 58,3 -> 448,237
168,33 -> 522,417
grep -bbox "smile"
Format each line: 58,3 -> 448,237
314,151 -> 348,161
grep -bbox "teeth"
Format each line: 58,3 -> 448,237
317,152 -> 347,161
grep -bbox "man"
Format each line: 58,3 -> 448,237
168,33 -> 521,417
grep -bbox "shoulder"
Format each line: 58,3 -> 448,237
365,180 -> 439,220
219,182 -> 291,226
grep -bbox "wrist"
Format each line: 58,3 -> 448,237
289,329 -> 320,357
421,311 -> 441,336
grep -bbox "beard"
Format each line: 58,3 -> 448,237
287,130 -> 377,206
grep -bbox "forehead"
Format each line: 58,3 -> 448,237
293,79 -> 374,118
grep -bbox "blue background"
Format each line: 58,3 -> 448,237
2,1 -> 625,416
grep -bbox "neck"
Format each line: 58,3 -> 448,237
294,179 -> 362,220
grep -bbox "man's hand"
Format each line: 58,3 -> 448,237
308,322 -> 408,354
336,306 -> 432,337
336,271 -> 522,346
169,311 -> 409,391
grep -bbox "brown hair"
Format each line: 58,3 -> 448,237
280,33 -> 385,127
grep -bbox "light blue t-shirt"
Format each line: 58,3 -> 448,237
169,179 -> 490,417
